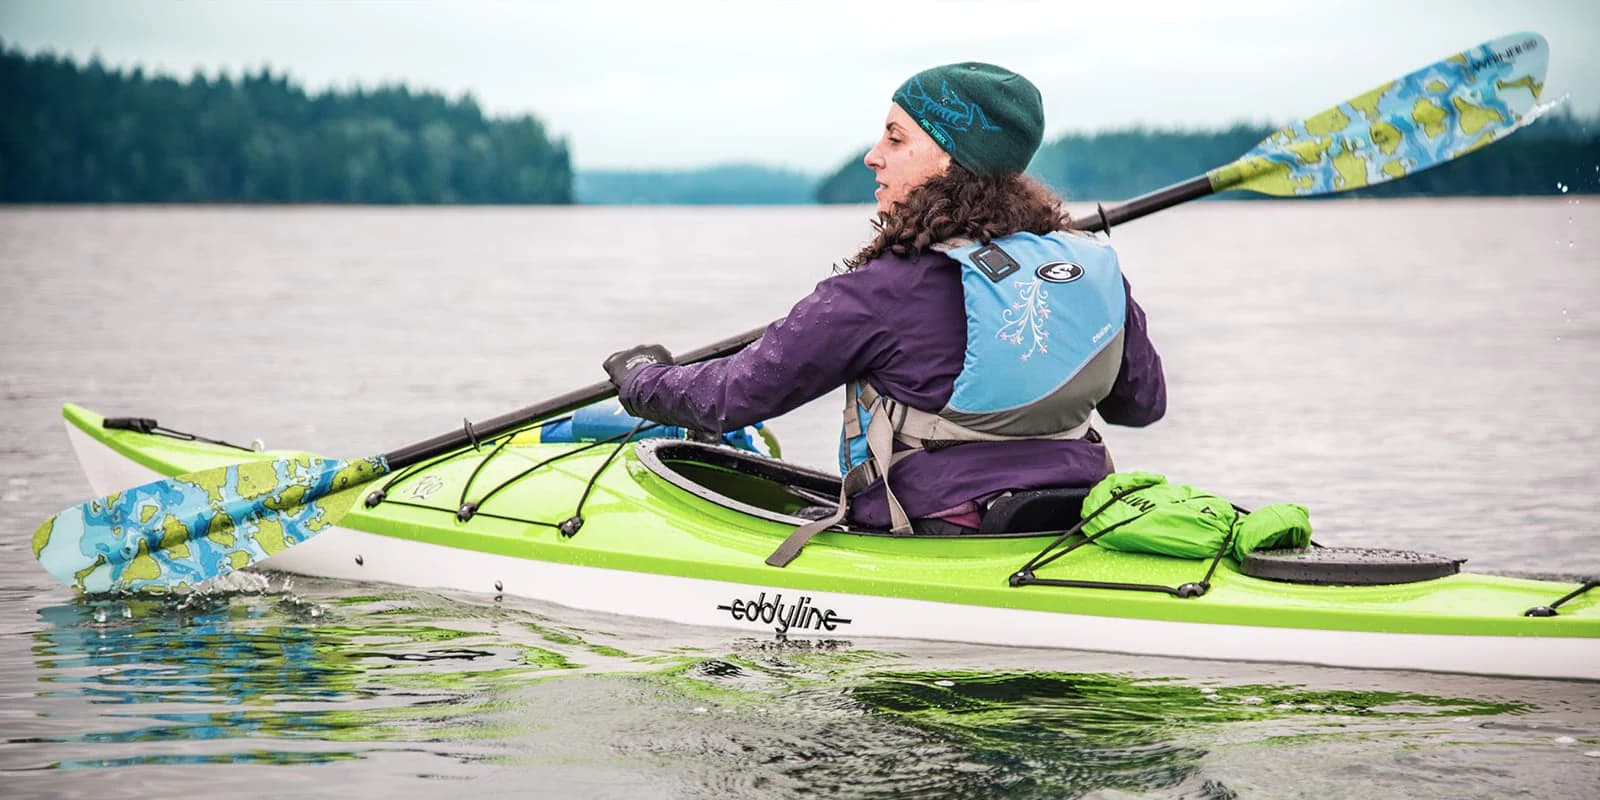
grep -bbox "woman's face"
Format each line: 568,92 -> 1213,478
863,103 -> 951,216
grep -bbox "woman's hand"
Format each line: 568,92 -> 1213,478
602,344 -> 674,389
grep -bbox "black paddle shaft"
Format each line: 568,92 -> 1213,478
381,326 -> 766,470
1068,175 -> 1215,233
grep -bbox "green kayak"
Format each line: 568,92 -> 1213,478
54,403 -> 1598,680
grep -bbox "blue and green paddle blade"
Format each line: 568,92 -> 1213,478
1210,32 -> 1548,196
33,328 -> 768,594
33,455 -> 388,593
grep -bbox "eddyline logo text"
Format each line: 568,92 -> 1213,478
1468,38 -> 1540,73
716,592 -> 853,634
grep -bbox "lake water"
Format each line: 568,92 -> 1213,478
1,200 -> 1597,798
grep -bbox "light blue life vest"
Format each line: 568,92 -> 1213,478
767,231 -> 1130,565
836,230 -> 1128,530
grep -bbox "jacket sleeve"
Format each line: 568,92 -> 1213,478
1096,280 -> 1166,427
619,271 -> 887,432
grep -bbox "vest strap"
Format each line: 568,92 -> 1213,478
865,396 -> 915,534
857,383 -> 1093,446
858,382 -> 1087,537
766,388 -> 918,567
841,386 -> 867,439
773,379 -> 1102,567
765,486 -> 845,567
765,462 -> 878,567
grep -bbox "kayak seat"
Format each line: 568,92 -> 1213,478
801,488 -> 1091,535
978,488 -> 1090,534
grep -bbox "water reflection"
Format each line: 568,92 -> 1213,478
637,646 -> 1534,799
6,585 -> 1588,800
17,587 -> 572,770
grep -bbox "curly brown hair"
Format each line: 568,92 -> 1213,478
841,164 -> 1073,271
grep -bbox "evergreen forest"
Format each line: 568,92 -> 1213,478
1,45 -> 572,203
575,165 -> 814,205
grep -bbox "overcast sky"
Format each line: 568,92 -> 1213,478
3,0 -> 1595,172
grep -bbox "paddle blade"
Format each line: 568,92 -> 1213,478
1209,32 -> 1549,197
33,455 -> 389,593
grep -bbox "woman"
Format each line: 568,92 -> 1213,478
603,62 -> 1165,542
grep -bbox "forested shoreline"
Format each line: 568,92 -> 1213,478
576,165 -> 814,205
1,45 -> 572,203
3,44 -> 1593,205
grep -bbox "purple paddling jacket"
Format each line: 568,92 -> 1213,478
619,248 -> 1166,529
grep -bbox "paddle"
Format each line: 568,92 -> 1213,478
1068,31 -> 1548,233
35,31 -> 1549,593
33,328 -> 764,593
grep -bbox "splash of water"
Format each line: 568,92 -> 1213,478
1518,93 -> 1572,128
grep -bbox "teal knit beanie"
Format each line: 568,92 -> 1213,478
893,62 -> 1044,177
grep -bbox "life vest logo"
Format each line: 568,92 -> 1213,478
1036,261 -> 1084,283
716,592 -> 852,634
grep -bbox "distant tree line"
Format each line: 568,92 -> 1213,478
814,149 -> 874,205
818,113 -> 1598,204
576,164 -> 814,205
0,43 -> 572,203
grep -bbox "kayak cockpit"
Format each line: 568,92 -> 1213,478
633,439 -> 1089,538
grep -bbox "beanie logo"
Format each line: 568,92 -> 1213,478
1036,261 -> 1084,283
896,76 -> 1002,151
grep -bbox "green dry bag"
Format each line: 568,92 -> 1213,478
1081,472 -> 1310,560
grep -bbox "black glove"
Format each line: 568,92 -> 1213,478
603,344 -> 673,389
